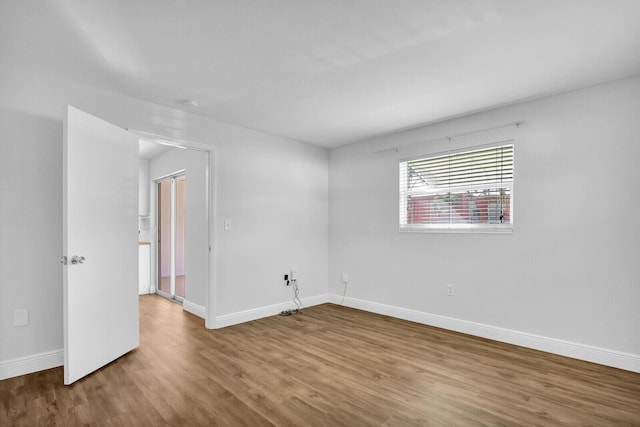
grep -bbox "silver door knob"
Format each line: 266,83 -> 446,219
70,255 -> 86,264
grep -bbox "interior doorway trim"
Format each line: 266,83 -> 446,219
130,129 -> 217,329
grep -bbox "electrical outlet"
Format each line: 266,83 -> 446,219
341,273 -> 349,284
447,284 -> 455,296
290,268 -> 297,280
14,308 -> 29,326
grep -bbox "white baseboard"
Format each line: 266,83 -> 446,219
329,294 -> 640,373
215,294 -> 329,329
7,295 -> 636,380
0,349 -> 64,381
183,300 -> 206,319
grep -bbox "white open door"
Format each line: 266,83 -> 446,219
63,106 -> 139,385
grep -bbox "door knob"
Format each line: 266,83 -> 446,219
70,255 -> 86,264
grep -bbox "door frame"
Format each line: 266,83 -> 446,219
130,129 -> 217,329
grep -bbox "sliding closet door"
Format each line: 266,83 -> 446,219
157,180 -> 172,296
156,174 -> 186,302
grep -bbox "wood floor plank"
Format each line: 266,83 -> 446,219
1,295 -> 639,426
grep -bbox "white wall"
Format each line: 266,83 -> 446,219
0,107 -> 63,366
0,64 -> 328,374
149,148 -> 209,309
214,130 -> 329,318
138,159 -> 150,217
329,76 -> 640,369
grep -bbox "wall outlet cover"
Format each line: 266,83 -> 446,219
14,308 -> 29,327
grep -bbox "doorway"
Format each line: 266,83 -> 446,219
134,129 -> 215,328
157,173 -> 186,303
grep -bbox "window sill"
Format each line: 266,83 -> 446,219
399,225 -> 513,234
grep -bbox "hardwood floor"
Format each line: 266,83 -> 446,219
2,295 -> 639,426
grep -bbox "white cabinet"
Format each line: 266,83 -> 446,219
138,244 -> 151,294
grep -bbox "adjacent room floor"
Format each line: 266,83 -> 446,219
1,294 -> 639,425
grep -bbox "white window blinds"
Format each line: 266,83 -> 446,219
399,142 -> 514,232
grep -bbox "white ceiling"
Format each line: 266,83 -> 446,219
2,1 -> 640,148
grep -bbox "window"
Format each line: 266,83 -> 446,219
399,142 -> 514,233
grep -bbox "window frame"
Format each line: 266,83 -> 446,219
399,140 -> 515,234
